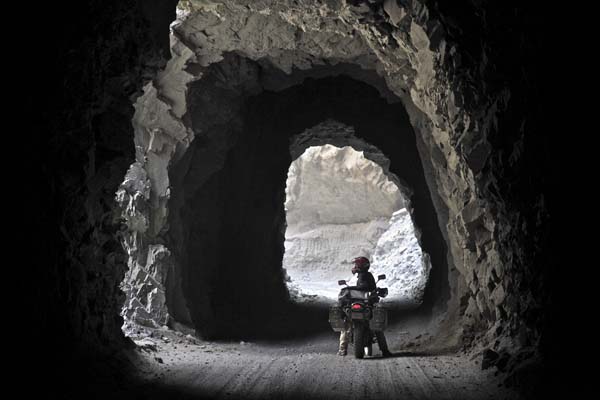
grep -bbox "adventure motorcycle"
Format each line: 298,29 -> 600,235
328,274 -> 388,359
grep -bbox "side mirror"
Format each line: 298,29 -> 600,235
338,280 -> 347,286
377,274 -> 386,281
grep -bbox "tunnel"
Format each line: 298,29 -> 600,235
23,1 -> 556,399
120,54 -> 454,340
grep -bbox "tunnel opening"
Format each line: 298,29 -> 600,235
283,140 -> 430,307
119,52 -> 453,344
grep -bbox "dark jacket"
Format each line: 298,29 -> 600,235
338,271 -> 377,306
350,271 -> 376,291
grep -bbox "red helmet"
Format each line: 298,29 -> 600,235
351,257 -> 370,274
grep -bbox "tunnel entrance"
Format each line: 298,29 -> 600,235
283,142 -> 430,306
33,0 -> 551,397
119,53 -> 451,341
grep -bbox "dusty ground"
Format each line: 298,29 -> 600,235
107,317 -> 518,400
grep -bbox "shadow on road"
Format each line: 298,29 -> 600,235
360,351 -> 443,361
246,299 -> 427,342
255,301 -> 332,340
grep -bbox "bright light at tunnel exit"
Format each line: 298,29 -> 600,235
283,144 -> 431,306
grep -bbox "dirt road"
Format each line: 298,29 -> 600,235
121,325 -> 516,400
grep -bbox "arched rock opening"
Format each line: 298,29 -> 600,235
118,0 -> 528,350
156,55 -> 450,339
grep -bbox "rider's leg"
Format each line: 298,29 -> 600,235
338,320 -> 350,355
375,331 -> 392,356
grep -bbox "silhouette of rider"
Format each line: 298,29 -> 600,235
338,256 -> 392,357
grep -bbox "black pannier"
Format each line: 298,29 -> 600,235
328,305 -> 345,332
369,303 -> 388,331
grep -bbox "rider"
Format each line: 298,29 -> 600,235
338,256 -> 392,357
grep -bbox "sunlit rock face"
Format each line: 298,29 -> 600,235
286,145 -> 403,228
283,144 -> 428,303
116,162 -> 171,331
372,209 -> 431,305
285,219 -> 388,298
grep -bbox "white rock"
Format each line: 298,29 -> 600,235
285,144 -> 403,230
371,209 -> 430,305
283,145 -> 428,304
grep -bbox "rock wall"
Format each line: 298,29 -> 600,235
372,208 -> 430,304
119,3 -> 551,378
21,0 -> 179,388
22,0 -> 553,395
153,65 -> 441,338
285,144 -> 404,229
121,0 -> 457,337
285,220 -> 390,285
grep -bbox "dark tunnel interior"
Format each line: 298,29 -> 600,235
164,56 -> 450,340
18,1 -> 559,399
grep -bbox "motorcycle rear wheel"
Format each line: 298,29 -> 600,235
354,325 -> 365,359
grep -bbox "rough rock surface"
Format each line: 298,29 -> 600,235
284,219 -> 390,300
285,144 -> 404,228
372,208 -> 430,305
121,0 -> 460,339
116,6 -> 553,392
121,0 -> 549,358
117,162 -> 172,330
25,0 -> 553,397
22,0 -> 180,392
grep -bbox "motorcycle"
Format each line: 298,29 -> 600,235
328,274 -> 389,359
